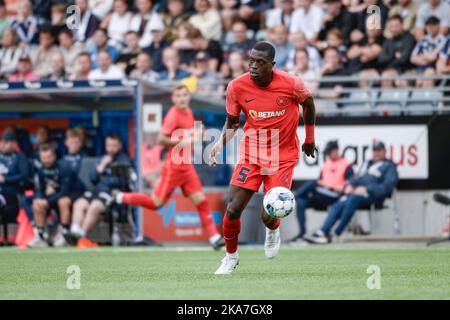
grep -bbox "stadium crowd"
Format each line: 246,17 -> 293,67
0,0 -> 449,94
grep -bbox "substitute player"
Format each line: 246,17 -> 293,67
209,42 -> 317,274
114,85 -> 224,249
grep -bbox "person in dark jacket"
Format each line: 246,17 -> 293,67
28,143 -> 73,247
70,133 -> 133,248
63,128 -> 87,203
378,14 -> 416,72
305,140 -> 398,244
0,132 -> 29,224
289,140 -> 354,244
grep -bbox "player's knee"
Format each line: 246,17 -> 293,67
58,197 -> 71,207
226,202 -> 242,220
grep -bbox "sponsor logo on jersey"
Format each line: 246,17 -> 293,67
249,109 -> 286,119
276,96 -> 290,107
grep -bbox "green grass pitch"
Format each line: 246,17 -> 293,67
0,246 -> 449,299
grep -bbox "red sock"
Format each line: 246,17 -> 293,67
196,200 -> 218,238
266,218 -> 280,230
121,193 -> 157,210
223,215 -> 240,254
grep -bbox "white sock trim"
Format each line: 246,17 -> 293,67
116,192 -> 123,204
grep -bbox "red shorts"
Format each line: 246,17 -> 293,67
153,163 -> 203,201
230,161 -> 296,193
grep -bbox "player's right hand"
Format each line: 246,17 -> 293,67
302,142 -> 317,158
208,143 -> 221,167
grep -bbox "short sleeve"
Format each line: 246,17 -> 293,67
161,109 -> 178,136
293,77 -> 312,103
226,81 -> 242,116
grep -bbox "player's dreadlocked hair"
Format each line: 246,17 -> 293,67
253,41 -> 276,62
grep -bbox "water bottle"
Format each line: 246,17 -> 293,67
112,226 -> 120,247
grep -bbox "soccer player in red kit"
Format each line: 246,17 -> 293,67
209,42 -> 317,274
114,85 -> 224,249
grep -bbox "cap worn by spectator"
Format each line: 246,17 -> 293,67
2,131 -> 17,142
324,140 -> 339,155
425,16 -> 440,26
372,140 -> 386,150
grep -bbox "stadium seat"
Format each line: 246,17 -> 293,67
374,90 -> 409,116
406,90 -> 443,115
342,90 -> 373,116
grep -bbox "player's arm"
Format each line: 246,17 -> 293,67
208,113 -> 240,166
300,96 -> 317,158
156,132 -> 183,147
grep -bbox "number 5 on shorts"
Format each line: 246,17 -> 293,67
237,166 -> 251,183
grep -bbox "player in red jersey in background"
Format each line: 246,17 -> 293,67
209,42 -> 317,274
114,85 -> 224,249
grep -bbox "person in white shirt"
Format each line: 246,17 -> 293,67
100,0 -> 133,49
130,0 -> 164,48
0,28 -> 23,78
89,0 -> 114,20
58,29 -> 84,75
189,0 -> 222,41
266,0 -> 294,40
286,31 -> 322,73
88,49 -> 125,80
289,48 -> 318,91
289,0 -> 324,42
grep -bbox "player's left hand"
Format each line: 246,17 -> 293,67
302,143 -> 318,158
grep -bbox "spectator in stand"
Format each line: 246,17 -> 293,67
28,143 -> 73,248
88,49 -> 125,80
380,68 -> 408,89
321,28 -> 347,65
289,140 -> 353,242
415,0 -> 450,41
100,0 -> 132,49
163,0 -> 189,42
129,52 -> 160,82
286,31 -> 321,73
436,37 -> 450,75
9,54 -> 39,81
44,51 -> 66,80
70,52 -> 92,80
223,20 -> 255,59
74,0 -> 101,43
306,140 -> 398,244
317,47 -> 349,99
116,31 -> 142,75
189,0 -> 222,41
289,48 -> 318,91
0,28 -> 23,79
172,24 -> 223,71
378,14 -> 416,73
89,0 -> 114,20
318,0 -> 356,46
273,24 -> 294,69
410,16 -> 446,73
70,133 -> 133,248
10,0 -> 38,47
265,0 -> 295,41
0,1 -> 9,40
89,28 -> 119,69
347,18 -> 384,74
190,51 -> 222,94
143,22 -> 170,72
29,27 -> 60,78
159,47 -> 191,80
289,0 -> 324,42
416,65 -> 437,88
0,131 -> 29,231
219,0 -> 239,33
50,4 -> 67,38
387,0 -> 419,37
237,0 -> 262,32
130,0 -> 164,48
355,0 -> 388,38
58,28 -> 84,75
220,51 -> 247,82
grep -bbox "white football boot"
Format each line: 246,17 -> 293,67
264,227 -> 281,259
52,228 -> 67,247
28,230 -> 49,248
214,253 -> 239,275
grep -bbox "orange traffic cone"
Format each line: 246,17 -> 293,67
15,209 -> 35,248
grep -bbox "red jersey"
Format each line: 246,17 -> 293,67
226,69 -> 312,167
161,106 -> 195,171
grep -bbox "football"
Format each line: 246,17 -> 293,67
263,187 -> 296,218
